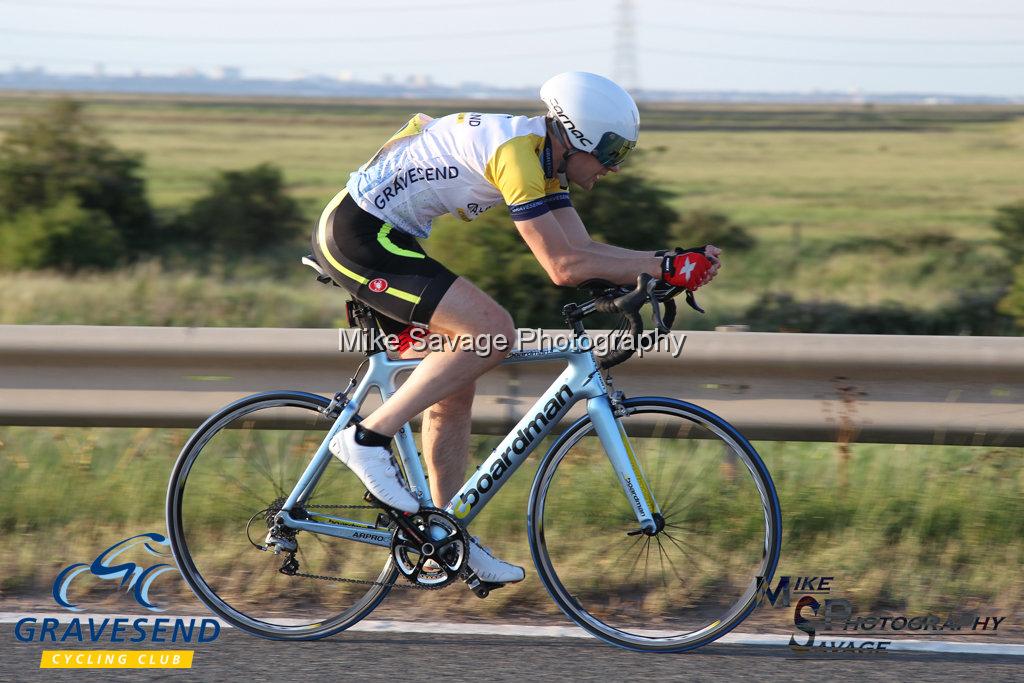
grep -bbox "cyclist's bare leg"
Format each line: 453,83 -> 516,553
359,278 -> 526,582
420,380 -> 474,506
360,277 -> 513,443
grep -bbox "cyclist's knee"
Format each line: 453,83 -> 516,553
485,306 -> 516,343
432,279 -> 515,342
432,382 -> 476,414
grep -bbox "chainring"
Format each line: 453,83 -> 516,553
391,507 -> 469,589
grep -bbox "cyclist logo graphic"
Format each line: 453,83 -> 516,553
52,533 -> 179,613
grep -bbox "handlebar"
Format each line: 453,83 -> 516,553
563,273 -> 702,370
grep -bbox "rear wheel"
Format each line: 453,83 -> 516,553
166,391 -> 395,640
528,397 -> 781,652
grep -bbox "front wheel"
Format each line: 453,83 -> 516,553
527,397 -> 781,653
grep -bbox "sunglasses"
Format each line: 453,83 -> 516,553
592,131 -> 637,167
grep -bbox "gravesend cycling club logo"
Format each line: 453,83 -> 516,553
14,532 -> 220,670
53,532 -> 177,612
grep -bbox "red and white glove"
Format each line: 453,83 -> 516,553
661,247 -> 715,290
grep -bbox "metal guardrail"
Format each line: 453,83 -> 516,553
1,325 -> 1022,446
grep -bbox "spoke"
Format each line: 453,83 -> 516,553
660,530 -> 703,569
662,529 -> 728,566
610,533 -> 645,570
247,431 -> 287,497
657,537 -> 689,588
213,458 -> 272,504
643,536 -> 652,586
658,455 -> 719,519
655,536 -> 669,590
274,434 -> 295,498
626,535 -> 648,580
660,497 -> 704,524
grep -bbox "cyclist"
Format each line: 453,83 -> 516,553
311,71 -> 720,585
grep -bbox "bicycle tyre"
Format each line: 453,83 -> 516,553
166,390 -> 396,640
527,396 -> 782,653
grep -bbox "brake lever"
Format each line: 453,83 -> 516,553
645,278 -> 670,334
684,290 -> 705,314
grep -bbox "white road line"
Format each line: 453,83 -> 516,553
2,613 -> 1021,656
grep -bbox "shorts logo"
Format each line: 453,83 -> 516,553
368,278 -> 389,293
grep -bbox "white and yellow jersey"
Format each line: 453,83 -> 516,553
345,112 -> 571,238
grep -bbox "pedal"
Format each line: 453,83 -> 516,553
463,573 -> 506,599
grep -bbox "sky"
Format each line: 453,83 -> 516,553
2,0 -> 1023,96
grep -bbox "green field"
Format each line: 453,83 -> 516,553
2,424 -> 1020,620
1,92 -> 1023,327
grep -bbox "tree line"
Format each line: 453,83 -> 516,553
2,98 -> 1022,334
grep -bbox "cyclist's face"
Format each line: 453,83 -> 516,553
567,151 -> 619,191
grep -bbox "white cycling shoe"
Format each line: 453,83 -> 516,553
329,425 -> 419,514
467,537 -> 525,584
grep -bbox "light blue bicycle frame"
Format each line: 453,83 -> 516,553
275,339 -> 661,548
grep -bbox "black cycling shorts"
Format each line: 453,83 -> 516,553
311,190 -> 458,335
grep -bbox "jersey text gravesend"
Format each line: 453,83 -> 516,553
373,166 -> 461,210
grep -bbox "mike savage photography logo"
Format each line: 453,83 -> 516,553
757,575 -> 1008,654
14,532 -> 220,670
338,327 -> 686,358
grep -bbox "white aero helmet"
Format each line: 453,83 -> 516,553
540,71 -> 639,167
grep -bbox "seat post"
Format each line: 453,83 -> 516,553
345,299 -> 386,357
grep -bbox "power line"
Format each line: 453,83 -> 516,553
0,48 -> 605,72
670,0 -> 1024,20
6,19 -> 1019,49
645,47 -> 1024,69
0,0 -> 577,14
646,23 -> 1023,47
0,24 -> 610,45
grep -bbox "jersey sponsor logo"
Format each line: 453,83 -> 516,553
549,99 -> 593,146
372,165 -> 461,210
457,112 -> 485,126
457,201 -> 493,222
368,278 -> 389,293
453,384 -> 574,518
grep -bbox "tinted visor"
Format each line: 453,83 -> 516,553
592,131 -> 637,167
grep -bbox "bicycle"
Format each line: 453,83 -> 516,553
166,261 -> 782,653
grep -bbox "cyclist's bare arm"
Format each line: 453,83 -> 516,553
515,209 -> 661,286
549,206 -> 723,286
550,206 -> 662,262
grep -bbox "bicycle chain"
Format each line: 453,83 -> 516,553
277,503 -> 451,591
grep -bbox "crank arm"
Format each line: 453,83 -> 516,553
364,492 -> 427,544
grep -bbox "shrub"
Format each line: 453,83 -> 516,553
671,209 -> 756,251
171,163 -> 306,256
748,291 -> 1013,335
0,196 -> 124,270
993,200 -> 1024,263
572,159 -> 677,250
0,98 -> 155,256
